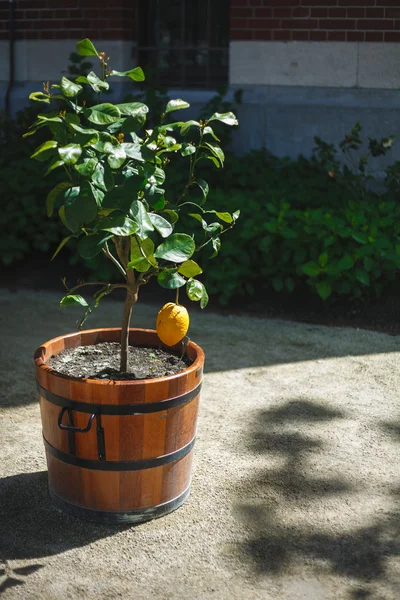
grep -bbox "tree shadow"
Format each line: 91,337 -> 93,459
0,471 -> 130,561
234,399 -> 400,594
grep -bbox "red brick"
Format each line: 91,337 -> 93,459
54,30 -> 68,39
273,8 -> 292,18
384,31 -> 400,41
231,0 -> 248,5
231,7 -> 254,18
303,0 -> 338,5
273,30 -> 292,41
357,19 -> 394,30
230,29 -> 253,40
18,1 -> 47,8
40,30 -> 56,39
346,31 -> 365,41
310,30 -> 327,40
365,8 -> 385,19
292,30 -> 309,40
231,18 -> 249,29
254,8 -> 273,17
253,29 -> 272,40
53,9 -> 70,18
386,8 -> 400,18
15,10 -> 24,19
376,0 -> 400,5
292,7 -> 309,17
321,19 -> 355,30
338,0 -> 375,5
311,8 -> 328,18
328,31 -> 346,41
248,0 -> 262,5
346,8 -> 365,18
329,8 -> 346,18
63,18 -> 91,29
365,31 -> 384,41
281,18 -> 318,29
248,18 -> 281,29
262,0 -> 299,5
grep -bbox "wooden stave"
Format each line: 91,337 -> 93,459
34,328 -> 204,522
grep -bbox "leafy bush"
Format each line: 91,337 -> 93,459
0,107 -> 66,265
198,128 -> 400,304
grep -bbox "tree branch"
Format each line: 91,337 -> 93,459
103,241 -> 126,278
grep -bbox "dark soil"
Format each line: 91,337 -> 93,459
47,342 -> 192,380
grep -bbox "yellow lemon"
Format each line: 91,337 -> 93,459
156,302 -> 189,346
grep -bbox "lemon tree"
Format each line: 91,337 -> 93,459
27,38 -> 239,371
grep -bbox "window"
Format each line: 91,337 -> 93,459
136,0 -> 230,89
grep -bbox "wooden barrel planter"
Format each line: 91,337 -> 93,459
34,328 -> 204,524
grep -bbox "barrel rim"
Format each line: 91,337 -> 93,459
34,327 -> 204,387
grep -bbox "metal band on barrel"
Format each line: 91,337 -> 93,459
37,380 -> 202,415
43,434 -> 196,471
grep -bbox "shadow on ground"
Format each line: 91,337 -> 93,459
233,399 -> 400,597
0,471 -> 129,563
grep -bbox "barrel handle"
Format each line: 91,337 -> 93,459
58,407 -> 96,433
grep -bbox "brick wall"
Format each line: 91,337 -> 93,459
0,0 -> 136,41
231,1 -> 400,42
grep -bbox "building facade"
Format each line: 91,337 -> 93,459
1,0 -> 400,159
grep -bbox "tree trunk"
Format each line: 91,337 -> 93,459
120,285 -> 138,372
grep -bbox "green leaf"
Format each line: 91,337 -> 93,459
148,213 -> 173,238
207,210 -> 233,224
316,281 -> 332,300
92,162 -> 114,192
60,294 -> 88,307
208,112 -> 238,126
211,237 -> 221,258
45,158 -> 64,176
76,71 -> 109,93
203,125 -> 220,141
195,179 -> 209,204
76,38 -> 98,57
162,210 -> 179,224
157,269 -> 186,289
352,232 -> 368,244
52,236 -> 72,260
100,214 -> 138,236
338,255 -> 354,270
180,120 -> 200,135
130,200 -> 154,239
122,143 -> 144,161
165,99 -> 190,114
356,268 -> 370,286
178,260 -> 203,278
29,91 -> 50,104
106,145 -> 127,169
110,67 -> 145,81
77,232 -> 112,259
31,140 -> 58,161
46,182 -> 72,217
64,184 -> 97,228
128,237 -> 156,272
83,103 -> 121,125
181,143 -> 196,157
203,141 -> 224,166
74,157 -> 98,176
301,261 -> 321,277
186,279 -> 208,308
58,143 -> 82,165
154,233 -> 195,263
60,76 -> 83,98
319,252 -> 329,268
69,123 -> 99,146
116,102 -> 148,116
232,210 -> 240,221
59,205 -> 77,232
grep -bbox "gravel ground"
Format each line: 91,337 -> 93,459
0,289 -> 400,600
